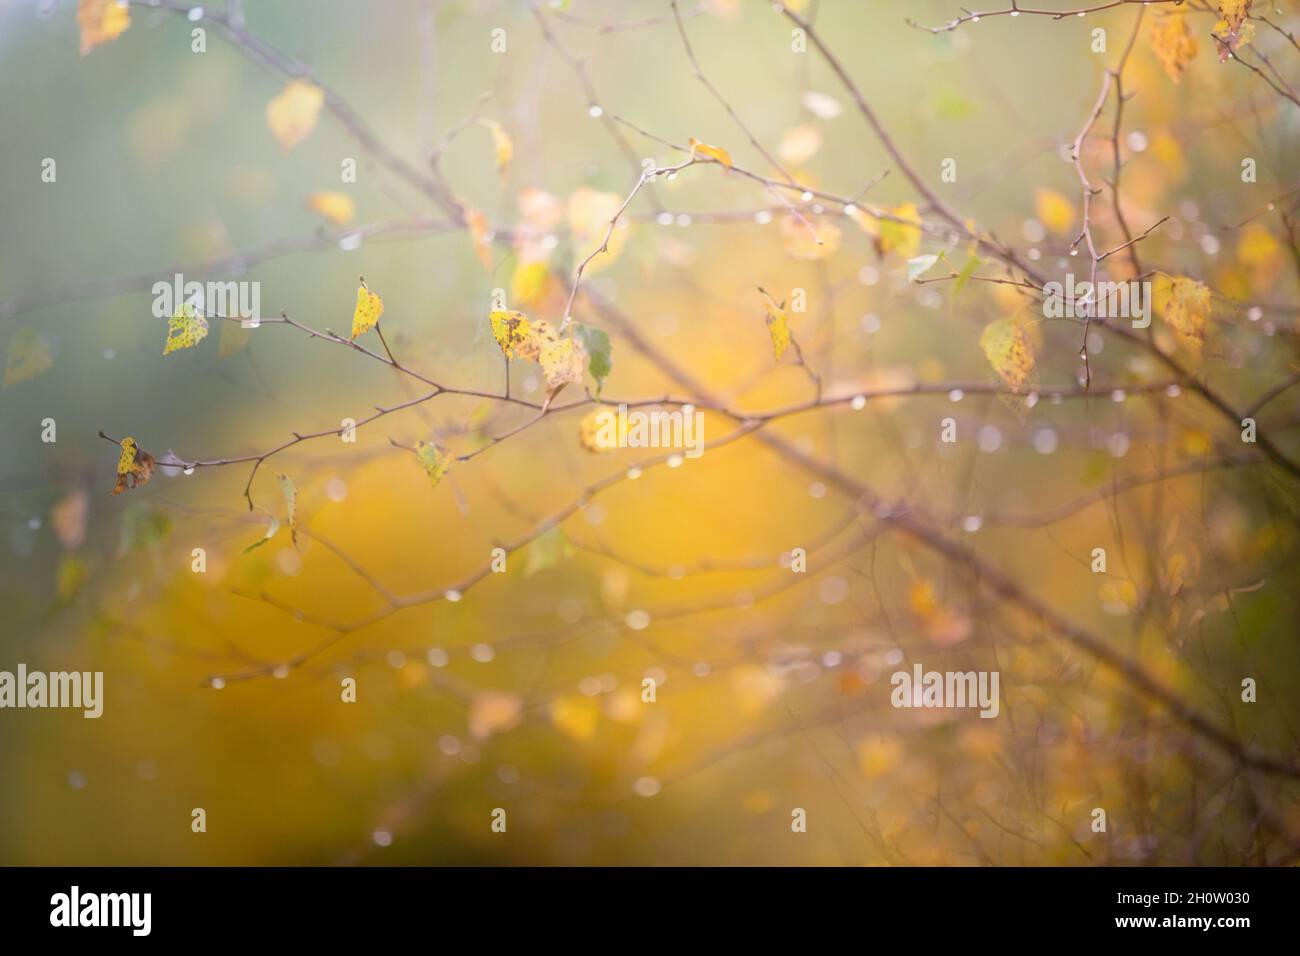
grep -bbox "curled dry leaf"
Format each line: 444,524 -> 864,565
277,474 -> 299,549
762,297 -> 792,360
477,119 -> 513,179
112,437 -> 156,496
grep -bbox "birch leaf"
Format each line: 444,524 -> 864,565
307,191 -> 355,225
878,203 -> 922,258
1149,13 -> 1198,83
573,324 -> 612,395
979,318 -> 1036,392
490,309 -> 532,359
266,80 -> 324,150
112,437 -> 156,496
763,298 -> 792,360
416,441 -> 452,487
277,474 -> 299,550
1034,188 -> 1075,236
688,137 -> 733,169
478,119 -> 514,178
351,280 -> 384,339
1154,275 -> 1212,366
538,336 -> 587,392
163,303 -> 209,355
243,518 -> 280,554
77,0 -> 130,56
907,253 -> 941,283
4,329 -> 54,387
466,206 -> 494,271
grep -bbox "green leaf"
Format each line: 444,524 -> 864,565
952,254 -> 983,296
524,526 -> 573,578
574,324 -> 612,395
243,518 -> 280,554
907,253 -> 941,283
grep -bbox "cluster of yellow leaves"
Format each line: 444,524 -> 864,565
163,304 -> 209,355
1154,274 -> 1212,366
415,441 -> 452,488
1149,13 -> 1198,83
266,80 -> 324,150
307,191 -> 355,226
77,0 -> 129,56
350,279 -> 384,339
489,310 -> 591,396
688,137 -> 733,169
1034,188 -> 1075,237
4,329 -> 54,387
979,317 -> 1036,392
112,437 -> 155,496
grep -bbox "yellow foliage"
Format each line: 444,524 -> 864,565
265,80 -> 324,150
350,281 -> 384,339
77,0 -> 130,56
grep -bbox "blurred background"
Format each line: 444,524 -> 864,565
1,0 -> 1298,865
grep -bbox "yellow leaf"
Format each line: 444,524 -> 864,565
579,406 -> 619,453
57,555 -> 89,602
1236,223 -> 1283,290
466,206 -> 494,271
4,328 -> 54,387
163,304 -> 209,355
350,281 -> 384,339
979,317 -> 1036,392
478,119 -> 513,178
415,441 -> 452,487
777,124 -> 822,166
1154,274 -> 1212,366
762,298 -> 791,360
780,214 -> 841,260
688,137 -> 733,169
77,0 -> 130,56
469,691 -> 523,740
567,188 -> 628,274
1149,13 -> 1198,84
538,335 -> 587,392
1217,0 -> 1253,33
266,80 -> 324,150
112,437 -> 156,496
51,489 -> 89,551
277,474 -> 299,550
307,191 -> 355,225
489,309 -> 532,359
878,202 -> 922,258
510,261 -> 552,310
1034,188 -> 1075,237
549,695 -> 600,741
